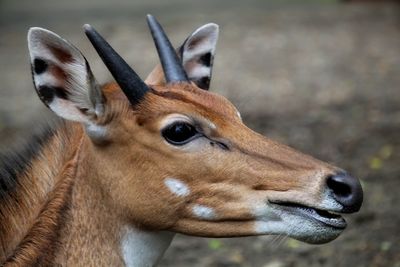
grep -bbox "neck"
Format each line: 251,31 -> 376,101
54,138 -> 175,266
58,133 -> 174,266
1,121 -> 174,266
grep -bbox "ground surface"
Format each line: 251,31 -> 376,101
0,1 -> 399,266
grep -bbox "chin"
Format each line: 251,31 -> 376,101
255,205 -> 347,245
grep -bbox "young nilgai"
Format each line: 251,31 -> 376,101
1,15 -> 362,266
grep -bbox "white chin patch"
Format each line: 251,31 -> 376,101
254,211 -> 343,244
164,177 -> 190,197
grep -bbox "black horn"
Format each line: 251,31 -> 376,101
83,24 -> 149,105
146,14 -> 189,83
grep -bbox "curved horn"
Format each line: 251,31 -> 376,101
146,14 -> 189,83
83,24 -> 149,105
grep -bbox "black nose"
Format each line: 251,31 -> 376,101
327,172 -> 363,213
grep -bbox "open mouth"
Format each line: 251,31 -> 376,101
270,202 -> 347,229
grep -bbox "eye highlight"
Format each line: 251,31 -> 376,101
162,121 -> 199,145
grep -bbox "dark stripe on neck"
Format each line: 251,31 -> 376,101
0,123 -> 58,200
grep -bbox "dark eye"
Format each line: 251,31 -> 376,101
162,122 -> 199,145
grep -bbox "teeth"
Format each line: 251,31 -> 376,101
315,209 -> 341,219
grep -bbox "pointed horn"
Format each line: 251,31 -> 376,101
146,14 -> 189,83
83,24 -> 149,106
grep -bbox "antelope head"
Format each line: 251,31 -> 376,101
27,15 -> 362,245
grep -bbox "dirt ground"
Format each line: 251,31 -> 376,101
0,1 -> 399,266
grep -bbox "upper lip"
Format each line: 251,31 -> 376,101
270,201 -> 347,229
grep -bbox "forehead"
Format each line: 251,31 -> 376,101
140,84 -> 240,123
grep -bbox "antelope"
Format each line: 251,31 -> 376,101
0,15 -> 363,266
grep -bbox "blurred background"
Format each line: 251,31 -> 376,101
0,0 -> 399,266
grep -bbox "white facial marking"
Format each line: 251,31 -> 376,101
236,111 -> 242,121
207,120 -> 217,130
192,204 -> 216,220
164,178 -> 190,197
121,226 -> 174,267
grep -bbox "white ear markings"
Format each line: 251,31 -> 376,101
164,178 -> 190,197
27,27 -> 104,122
180,23 -> 219,90
48,97 -> 90,122
192,204 -> 216,220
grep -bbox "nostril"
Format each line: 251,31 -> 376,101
327,176 -> 352,198
326,172 -> 363,213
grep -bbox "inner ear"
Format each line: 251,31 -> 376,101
180,23 -> 219,90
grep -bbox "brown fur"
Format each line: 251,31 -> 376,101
4,136 -> 81,266
0,123 -> 79,264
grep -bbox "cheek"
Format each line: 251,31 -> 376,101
163,178 -> 218,221
107,175 -> 188,229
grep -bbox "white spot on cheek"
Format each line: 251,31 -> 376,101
192,204 -> 216,220
164,178 -> 190,197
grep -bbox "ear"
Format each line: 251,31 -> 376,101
28,27 -> 104,123
145,23 -> 219,90
180,23 -> 219,90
